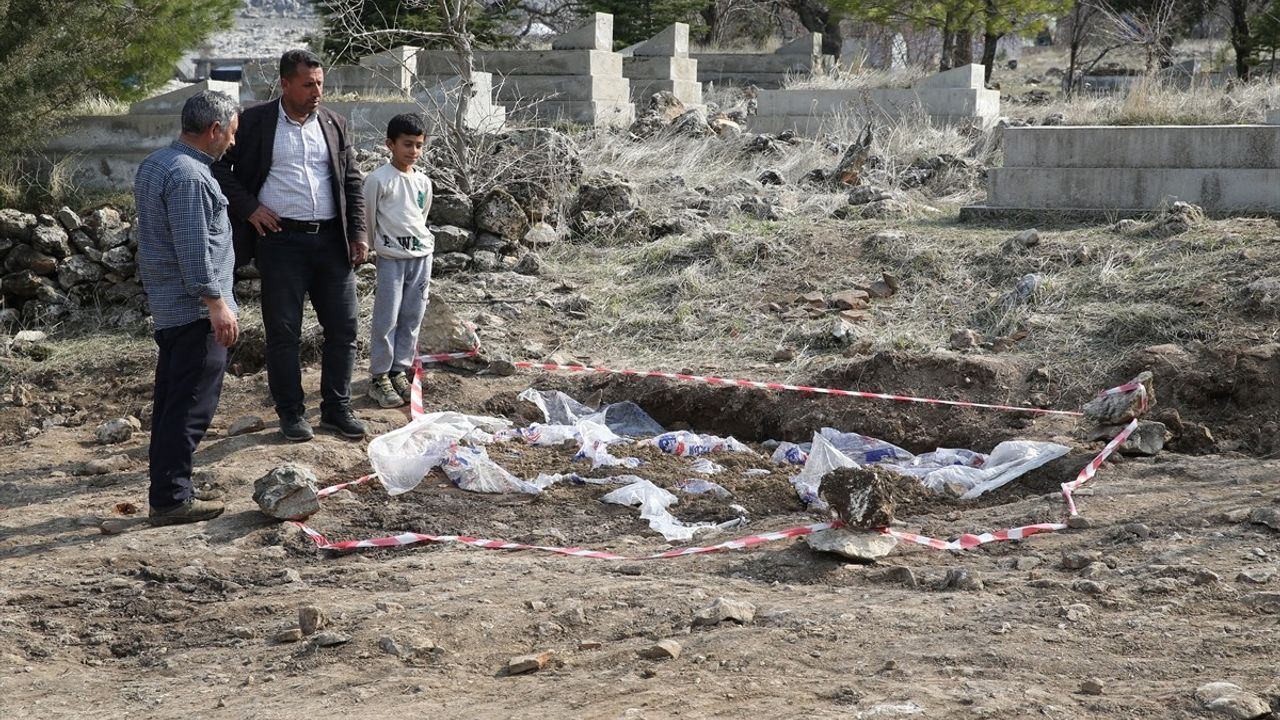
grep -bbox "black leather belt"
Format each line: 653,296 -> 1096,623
277,217 -> 339,234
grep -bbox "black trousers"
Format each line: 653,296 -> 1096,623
256,226 -> 357,418
149,319 -> 226,509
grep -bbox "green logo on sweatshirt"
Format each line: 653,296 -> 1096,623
417,190 -> 426,209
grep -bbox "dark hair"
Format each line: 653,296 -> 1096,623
279,49 -> 323,79
386,113 -> 427,141
180,90 -> 240,134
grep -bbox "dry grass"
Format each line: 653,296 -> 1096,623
527,97 -> 1280,404
784,66 -> 931,91
1029,77 -> 1280,125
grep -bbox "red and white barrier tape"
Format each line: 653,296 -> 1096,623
1062,417 -> 1138,516
294,519 -> 839,559
512,361 -> 1084,417
316,474 -> 376,499
408,347 -> 481,419
296,418 -> 1135,557
335,353 -> 1148,558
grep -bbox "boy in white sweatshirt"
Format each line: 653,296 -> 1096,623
364,113 -> 434,408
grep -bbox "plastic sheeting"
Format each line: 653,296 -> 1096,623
368,412 -> 513,496
787,428 -> 1070,508
601,479 -> 744,541
518,389 -> 664,437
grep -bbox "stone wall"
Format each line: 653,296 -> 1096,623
749,64 -> 1000,136
966,125 -> 1280,218
0,207 -> 146,329
691,34 -> 835,89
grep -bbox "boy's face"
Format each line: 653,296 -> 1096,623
387,133 -> 425,170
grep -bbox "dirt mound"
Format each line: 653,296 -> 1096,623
1122,342 -> 1280,454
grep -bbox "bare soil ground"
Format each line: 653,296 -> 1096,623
3,345 -> 1279,718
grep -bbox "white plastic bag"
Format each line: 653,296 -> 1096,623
573,420 -> 641,469
643,431 -> 753,457
818,428 -> 913,464
444,445 -> 542,494
497,423 -> 580,447
772,442 -> 810,465
689,458 -> 725,475
677,479 -> 732,497
518,388 -> 595,425
601,479 -> 719,541
789,433 -> 856,510
368,412 -> 512,496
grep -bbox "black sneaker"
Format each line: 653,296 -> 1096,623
280,412 -> 314,442
320,405 -> 368,439
148,498 -> 226,526
388,371 -> 412,403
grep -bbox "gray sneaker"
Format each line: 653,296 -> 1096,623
148,498 -> 226,526
388,371 -> 412,403
368,373 -> 404,408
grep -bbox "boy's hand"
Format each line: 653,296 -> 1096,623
350,240 -> 369,266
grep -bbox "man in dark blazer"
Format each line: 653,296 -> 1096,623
212,48 -> 369,442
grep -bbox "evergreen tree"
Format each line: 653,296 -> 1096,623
0,0 -> 238,159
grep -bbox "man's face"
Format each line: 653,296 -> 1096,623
210,114 -> 239,160
281,66 -> 324,116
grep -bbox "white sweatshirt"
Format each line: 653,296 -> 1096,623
363,163 -> 434,259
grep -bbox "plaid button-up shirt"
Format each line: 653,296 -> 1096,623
134,140 -> 237,330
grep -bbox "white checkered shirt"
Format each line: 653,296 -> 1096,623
257,101 -> 337,221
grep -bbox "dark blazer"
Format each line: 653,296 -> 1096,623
211,100 -> 366,266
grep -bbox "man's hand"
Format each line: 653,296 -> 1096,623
247,205 -> 281,236
349,240 -> 369,266
204,297 -> 239,348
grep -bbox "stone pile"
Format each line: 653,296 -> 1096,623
0,206 -> 147,328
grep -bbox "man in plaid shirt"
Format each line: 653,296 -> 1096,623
133,90 -> 240,526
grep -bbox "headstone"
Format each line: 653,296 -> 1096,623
129,79 -> 241,115
552,12 -> 613,51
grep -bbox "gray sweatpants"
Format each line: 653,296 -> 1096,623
369,254 -> 433,376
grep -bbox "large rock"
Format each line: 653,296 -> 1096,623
522,222 -> 558,248
419,295 -> 479,353
86,207 -> 130,250
100,246 -> 135,275
55,207 -> 82,232
253,464 -> 321,521
647,91 -> 686,123
672,109 -> 712,138
95,416 -> 141,445
2,270 -> 55,298
805,528 -> 898,562
428,194 -> 473,228
68,229 -> 96,255
1193,682 -> 1271,720
504,180 -> 557,225
692,597 -> 755,626
32,223 -> 71,259
474,188 -> 528,243
574,178 -> 638,216
4,245 -> 57,275
57,255 -> 105,289
1082,371 -> 1155,424
1088,420 -> 1169,456
0,209 -> 36,241
431,225 -> 472,254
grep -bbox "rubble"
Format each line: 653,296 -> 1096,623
692,597 -> 755,626
252,464 -> 321,521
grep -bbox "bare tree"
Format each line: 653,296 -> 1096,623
1095,0 -> 1180,75
325,0 -> 484,194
